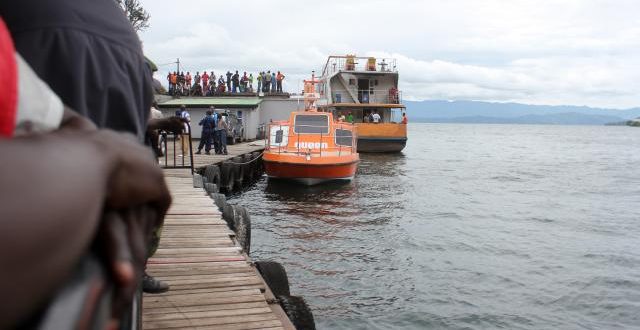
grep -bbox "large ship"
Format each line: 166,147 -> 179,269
262,72 -> 359,185
316,55 -> 407,152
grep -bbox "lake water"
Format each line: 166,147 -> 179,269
229,124 -> 640,330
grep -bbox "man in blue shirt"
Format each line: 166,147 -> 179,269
196,107 -> 217,154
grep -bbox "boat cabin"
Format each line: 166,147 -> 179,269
267,111 -> 357,156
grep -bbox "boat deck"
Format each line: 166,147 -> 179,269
143,142 -> 294,330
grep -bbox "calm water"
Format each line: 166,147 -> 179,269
229,124 -> 640,330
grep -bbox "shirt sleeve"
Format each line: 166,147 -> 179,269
14,53 -> 64,136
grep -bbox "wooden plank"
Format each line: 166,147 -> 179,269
147,256 -> 246,264
143,301 -> 268,316
150,285 -> 266,297
144,313 -> 278,329
143,307 -> 273,322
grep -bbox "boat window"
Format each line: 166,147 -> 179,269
294,115 -> 329,134
269,125 -> 289,147
335,129 -> 353,147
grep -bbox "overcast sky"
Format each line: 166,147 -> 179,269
140,0 -> 640,109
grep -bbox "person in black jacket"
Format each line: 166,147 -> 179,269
0,0 -> 168,293
196,108 -> 217,154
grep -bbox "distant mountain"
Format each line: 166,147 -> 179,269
405,100 -> 640,125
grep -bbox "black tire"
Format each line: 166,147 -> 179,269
204,182 -> 218,194
251,151 -> 264,178
193,173 -> 204,188
222,204 -> 236,231
232,157 -> 244,189
204,165 -> 221,187
232,205 -> 251,254
220,161 -> 235,193
277,295 -> 316,330
242,154 -> 254,183
255,261 -> 290,296
210,193 -> 226,211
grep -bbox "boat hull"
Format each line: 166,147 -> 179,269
357,137 -> 407,153
263,160 -> 359,185
355,123 -> 407,153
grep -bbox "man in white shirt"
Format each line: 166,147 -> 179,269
371,110 -> 381,123
178,105 -> 191,156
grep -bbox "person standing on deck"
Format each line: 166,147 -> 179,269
265,70 -> 272,93
257,72 -> 263,93
167,71 -> 174,94
232,70 -> 240,93
194,71 -> 201,87
177,105 -> 191,156
347,112 -> 354,123
209,72 -> 215,92
185,71 -> 192,90
196,108 -> 216,154
201,71 -> 209,93
226,71 -> 232,93
276,71 -> 285,93
249,73 -> 254,92
271,72 -> 277,92
216,112 -> 229,155
212,110 -> 221,154
401,112 -> 408,124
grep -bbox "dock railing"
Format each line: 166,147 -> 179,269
266,122 -> 357,157
333,89 -> 402,104
322,56 -> 397,76
158,123 -> 194,174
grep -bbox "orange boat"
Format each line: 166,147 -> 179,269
263,72 -> 359,185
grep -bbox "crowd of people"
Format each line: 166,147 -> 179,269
166,69 -> 286,96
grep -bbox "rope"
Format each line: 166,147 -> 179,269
222,151 -> 264,165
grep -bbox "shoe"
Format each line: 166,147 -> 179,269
205,151 -> 211,155
195,150 -> 201,154
142,273 -> 169,294
223,151 -> 228,155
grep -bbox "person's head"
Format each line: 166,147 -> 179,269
272,73 -> 275,76
277,71 -> 280,74
180,105 -> 186,111
187,71 -> 190,75
402,112 -> 406,117
196,71 -> 199,75
235,70 -> 238,74
206,110 -> 213,116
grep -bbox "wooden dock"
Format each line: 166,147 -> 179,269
160,138 -> 266,169
143,142 -> 295,330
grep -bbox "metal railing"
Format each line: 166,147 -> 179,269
158,123 -> 194,174
266,123 -> 357,157
322,56 -> 397,76
333,89 -> 403,104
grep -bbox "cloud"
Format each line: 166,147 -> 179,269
141,0 -> 640,108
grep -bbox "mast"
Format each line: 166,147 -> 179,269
303,71 -> 320,112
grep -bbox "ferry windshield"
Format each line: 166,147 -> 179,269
335,129 -> 353,147
294,115 -> 329,134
